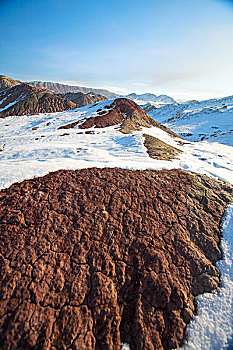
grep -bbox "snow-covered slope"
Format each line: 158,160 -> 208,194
144,95 -> 233,146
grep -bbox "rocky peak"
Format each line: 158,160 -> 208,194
0,75 -> 21,92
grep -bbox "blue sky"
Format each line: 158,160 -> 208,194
1,0 -> 233,100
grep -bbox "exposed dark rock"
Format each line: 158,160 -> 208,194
143,134 -> 182,161
58,120 -> 80,130
0,168 -> 232,349
58,98 -> 176,134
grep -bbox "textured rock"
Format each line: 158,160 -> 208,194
0,168 -> 232,350
62,92 -> 107,106
0,83 -> 77,117
143,134 -> 182,160
0,75 -> 21,92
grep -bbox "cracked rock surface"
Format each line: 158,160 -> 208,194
0,168 -> 232,349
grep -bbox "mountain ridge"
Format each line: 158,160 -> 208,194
126,92 -> 175,104
29,80 -> 118,99
0,83 -> 77,117
62,91 -> 107,106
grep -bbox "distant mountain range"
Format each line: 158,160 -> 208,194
29,80 -> 176,104
144,95 -> 233,145
125,93 -> 175,104
0,83 -> 77,117
0,76 -> 79,117
29,81 -> 118,99
0,75 -> 176,117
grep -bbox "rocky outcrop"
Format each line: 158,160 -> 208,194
0,168 -> 232,350
0,75 -> 21,92
143,134 -> 182,161
62,92 -> 107,106
77,98 -> 180,137
0,83 -> 77,117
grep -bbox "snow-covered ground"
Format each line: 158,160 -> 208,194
0,98 -> 233,349
0,100 -> 233,189
144,95 -> 233,146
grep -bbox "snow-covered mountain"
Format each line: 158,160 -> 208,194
126,92 -> 175,105
144,95 -> 233,146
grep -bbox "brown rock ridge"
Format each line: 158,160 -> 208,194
0,168 -> 232,349
59,98 -> 180,138
62,91 -> 107,106
0,83 -> 77,118
78,99 -> 179,137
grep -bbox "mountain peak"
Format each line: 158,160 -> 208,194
0,75 -> 21,92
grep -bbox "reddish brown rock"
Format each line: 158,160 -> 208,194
78,99 -> 179,137
58,98 -> 180,139
0,83 -> 77,118
0,168 -> 232,349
